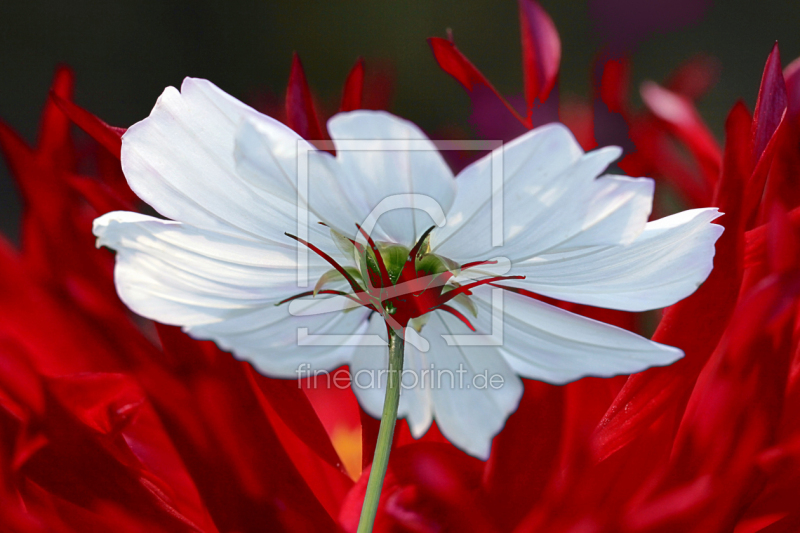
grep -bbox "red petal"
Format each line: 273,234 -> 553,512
649,248 -> 797,530
784,54 -> 800,119
743,207 -> 800,270
0,338 -> 46,417
340,57 -> 365,112
428,36 -> 531,128
767,203 -> 800,274
50,91 -> 125,159
38,66 -> 75,170
752,43 -> 788,165
743,113 -> 788,229
151,325 -> 339,530
641,81 -> 722,188
482,381 -> 563,530
592,101 -> 750,461
620,118 -> 711,207
340,444 -> 488,532
519,0 -> 561,107
247,367 -> 353,518
245,365 -> 346,472
599,57 -> 630,114
285,53 -> 327,142
758,120 -> 800,224
47,373 -> 145,435
437,304 -> 475,331
66,172 -> 137,213
664,54 -> 721,101
360,59 -> 396,111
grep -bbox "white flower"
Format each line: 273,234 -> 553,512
93,78 -> 722,459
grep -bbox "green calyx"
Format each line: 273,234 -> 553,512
303,227 -> 483,331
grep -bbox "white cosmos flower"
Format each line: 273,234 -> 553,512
93,78 -> 723,459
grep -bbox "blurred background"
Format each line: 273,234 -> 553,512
1,0 -> 799,241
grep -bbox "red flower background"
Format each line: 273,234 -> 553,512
3,2 -> 800,531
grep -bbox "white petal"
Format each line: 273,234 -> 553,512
470,288 -> 683,384
121,78 -> 308,241
93,211 -> 366,376
425,313 -> 524,460
350,313 -> 523,460
435,124 -> 654,264
325,111 -> 456,244
192,298 -> 372,378
233,109 -> 456,246
233,117 -> 345,233
349,314 -> 435,439
94,212 -> 338,309
508,208 -> 724,311
434,124 -> 579,257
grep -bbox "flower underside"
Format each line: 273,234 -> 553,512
279,225 -> 524,332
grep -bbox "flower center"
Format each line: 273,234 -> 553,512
280,225 -> 524,332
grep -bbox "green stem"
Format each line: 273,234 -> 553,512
357,327 -> 404,533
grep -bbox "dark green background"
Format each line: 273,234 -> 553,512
1,0 -> 798,241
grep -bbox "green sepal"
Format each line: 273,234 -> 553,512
377,244 -> 410,284
329,227 -> 356,258
441,284 -> 478,317
415,253 -> 450,276
313,266 -> 363,296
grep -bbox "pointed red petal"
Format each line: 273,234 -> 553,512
752,43 -> 788,165
743,206 -> 800,270
245,366 -> 354,518
767,203 -> 800,274
641,81 -> 722,188
599,57 -> 630,114
757,119 -> 800,225
784,55 -> 800,119
519,0 -> 561,107
664,54 -> 721,101
38,66 -> 75,169
483,381 -> 563,530
592,102 -> 750,461
653,242 -> 797,530
152,325 -> 339,529
0,119 -> 37,195
285,53 -> 327,142
284,232 -> 366,298
245,365 -> 346,472
743,113 -> 787,229
50,91 -> 125,159
437,304 -> 475,331
340,57 -> 365,112
428,36 -> 531,128
0,338 -> 46,416
360,60 -> 396,111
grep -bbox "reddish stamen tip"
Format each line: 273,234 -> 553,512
284,232 -> 365,298
399,225 -> 437,282
438,304 -> 476,331
435,275 -> 525,307
408,225 -> 437,262
461,259 -> 498,271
